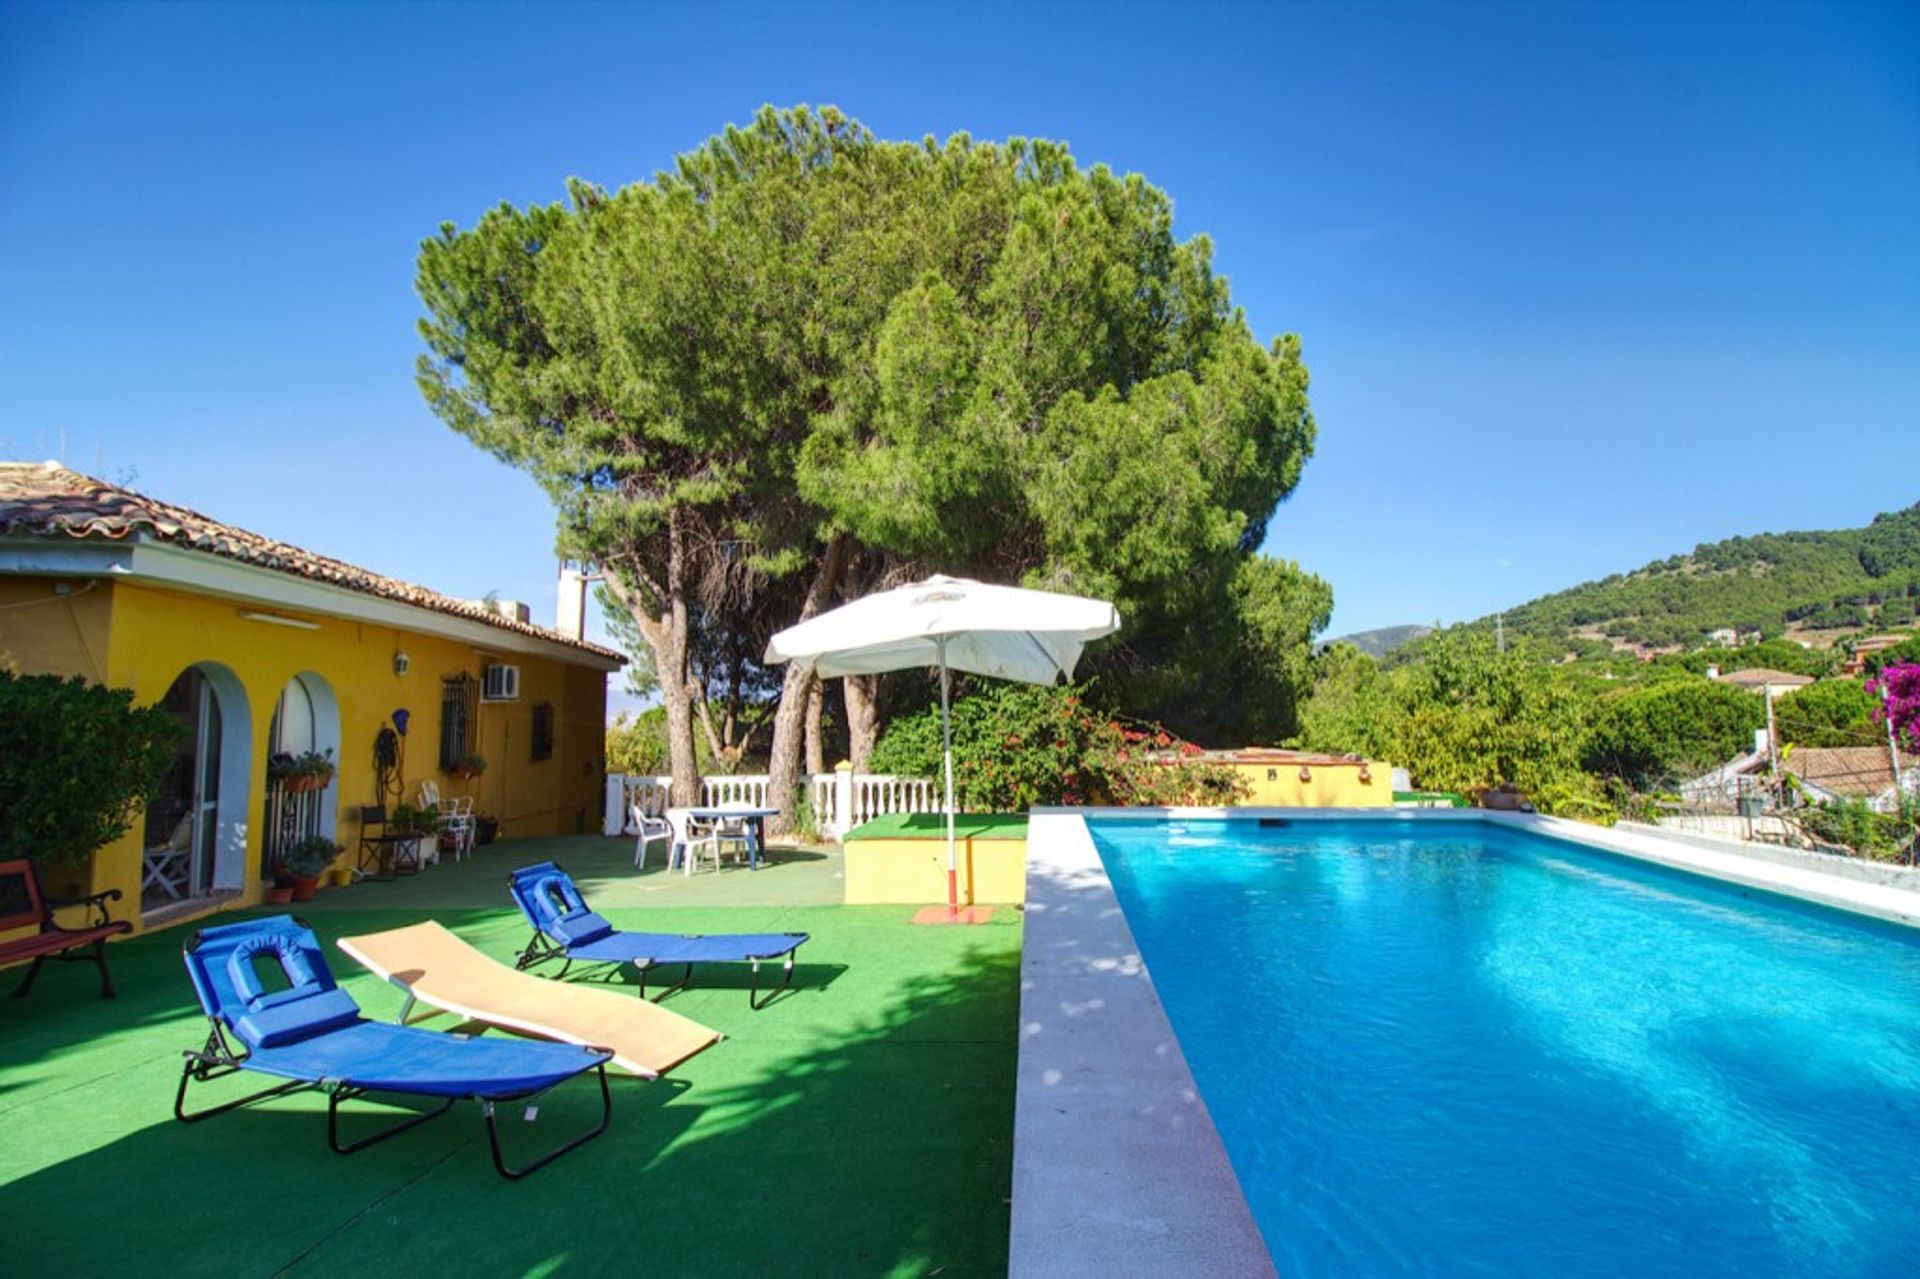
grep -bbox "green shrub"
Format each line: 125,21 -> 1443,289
869,681 -> 1245,811
281,836 -> 344,877
1793,796 -> 1916,862
1583,678 -> 1764,788
1774,678 -> 1880,748
0,672 -> 182,867
605,707 -> 717,777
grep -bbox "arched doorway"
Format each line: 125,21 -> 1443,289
264,672 -> 341,873
142,663 -> 251,911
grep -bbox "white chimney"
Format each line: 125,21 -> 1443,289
1706,665 -> 1720,680
494,598 -> 531,625
557,565 -> 587,641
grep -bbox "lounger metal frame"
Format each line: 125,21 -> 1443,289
513,922 -> 798,1010
175,932 -> 613,1180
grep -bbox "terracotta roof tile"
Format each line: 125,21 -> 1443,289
1716,667 -> 1815,688
1785,746 -> 1900,797
0,461 -> 621,662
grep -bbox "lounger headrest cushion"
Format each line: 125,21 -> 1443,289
223,931 -> 361,1049
528,872 -> 612,945
232,989 -> 362,1050
227,932 -> 319,998
553,910 -> 615,947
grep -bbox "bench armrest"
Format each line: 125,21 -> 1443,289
47,888 -> 124,928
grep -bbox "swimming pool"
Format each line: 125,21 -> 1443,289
1088,817 -> 1920,1277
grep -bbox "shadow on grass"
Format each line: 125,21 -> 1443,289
536,957 -> 850,1006
4,911 -> 1021,1278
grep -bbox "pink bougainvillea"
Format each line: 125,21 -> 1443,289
1867,661 -> 1920,753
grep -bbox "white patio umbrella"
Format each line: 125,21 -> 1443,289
764,575 -> 1121,922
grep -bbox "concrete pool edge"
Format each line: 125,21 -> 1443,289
1009,811 -> 1277,1278
1010,806 -> 1920,1277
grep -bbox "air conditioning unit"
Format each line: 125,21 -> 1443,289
481,664 -> 521,702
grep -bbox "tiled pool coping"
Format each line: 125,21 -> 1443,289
1010,807 -> 1920,1277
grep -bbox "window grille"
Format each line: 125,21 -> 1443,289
440,674 -> 476,770
531,702 -> 555,762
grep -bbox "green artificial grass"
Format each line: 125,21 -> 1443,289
844,813 -> 1029,842
0,836 -> 1020,1278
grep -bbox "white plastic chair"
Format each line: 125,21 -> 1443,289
632,802 -> 672,868
419,780 -> 476,863
665,808 -> 723,875
711,804 -> 757,866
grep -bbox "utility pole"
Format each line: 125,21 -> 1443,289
1885,689 -> 1904,791
1881,682 -> 1909,865
1764,680 -> 1782,798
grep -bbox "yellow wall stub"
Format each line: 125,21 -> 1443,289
1221,758 -> 1391,807
844,836 -> 1029,905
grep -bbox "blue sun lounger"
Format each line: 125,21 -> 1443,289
509,861 -> 808,1009
176,915 -> 612,1179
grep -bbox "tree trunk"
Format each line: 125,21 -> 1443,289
766,535 -> 854,834
805,675 -> 825,775
608,513 -> 702,807
844,673 -> 881,772
600,564 -> 700,807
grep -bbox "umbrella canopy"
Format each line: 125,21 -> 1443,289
764,575 -> 1120,922
763,575 -> 1120,681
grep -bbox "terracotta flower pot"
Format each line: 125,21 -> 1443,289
290,875 -> 320,902
267,884 -> 294,905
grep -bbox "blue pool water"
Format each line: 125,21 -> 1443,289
1089,818 -> 1920,1277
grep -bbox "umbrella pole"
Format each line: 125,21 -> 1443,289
940,641 -> 958,922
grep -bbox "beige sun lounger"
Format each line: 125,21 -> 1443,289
337,921 -> 721,1078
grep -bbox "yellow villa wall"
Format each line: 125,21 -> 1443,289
843,836 -> 1029,905
6,578 -> 607,932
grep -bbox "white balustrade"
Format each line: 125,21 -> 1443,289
604,769 -> 938,840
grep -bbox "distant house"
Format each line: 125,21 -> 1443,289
1678,730 -> 1771,809
1783,746 -> 1919,812
1707,628 -> 1739,647
1712,667 -> 1815,694
1841,633 -> 1913,676
0,462 -> 623,932
1680,738 -> 1918,815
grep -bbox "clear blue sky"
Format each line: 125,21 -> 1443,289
4,1 -> 1917,676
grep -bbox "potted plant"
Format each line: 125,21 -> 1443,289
267,752 -> 298,790
391,802 -> 440,836
450,752 -> 487,781
281,749 -> 335,793
475,813 -> 500,845
282,836 -> 343,901
266,864 -> 294,905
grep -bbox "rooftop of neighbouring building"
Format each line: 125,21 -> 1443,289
1714,667 -> 1816,689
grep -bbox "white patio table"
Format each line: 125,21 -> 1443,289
675,805 -> 780,871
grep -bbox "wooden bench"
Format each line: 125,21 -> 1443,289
0,858 -> 132,998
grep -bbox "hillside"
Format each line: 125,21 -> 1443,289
1459,502 -> 1920,651
1329,623 -> 1432,659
